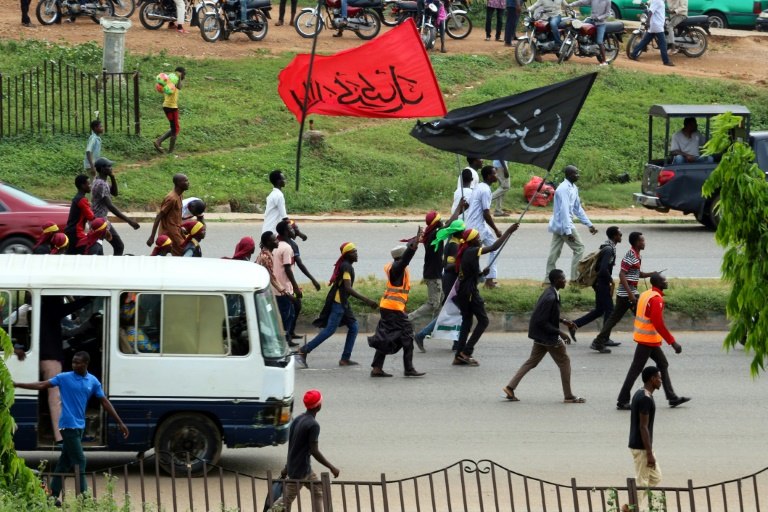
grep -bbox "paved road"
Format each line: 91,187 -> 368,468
44,331 -> 768,491
118,222 -> 723,281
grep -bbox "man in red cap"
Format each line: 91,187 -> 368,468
273,389 -> 339,511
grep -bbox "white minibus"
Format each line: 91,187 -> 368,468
1,254 -> 294,475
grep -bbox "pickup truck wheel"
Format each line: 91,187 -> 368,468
706,193 -> 721,230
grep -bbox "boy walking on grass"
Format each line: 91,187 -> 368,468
84,119 -> 103,178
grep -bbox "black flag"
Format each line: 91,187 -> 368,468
410,73 -> 597,171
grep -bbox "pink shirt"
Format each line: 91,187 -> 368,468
272,241 -> 295,295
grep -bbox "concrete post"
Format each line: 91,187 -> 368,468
100,17 -> 132,74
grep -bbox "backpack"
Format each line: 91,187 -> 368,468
574,244 -> 609,287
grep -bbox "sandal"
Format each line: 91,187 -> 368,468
563,396 -> 586,404
502,386 -> 519,401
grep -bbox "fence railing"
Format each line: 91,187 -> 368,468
0,60 -> 140,138
43,457 -> 768,511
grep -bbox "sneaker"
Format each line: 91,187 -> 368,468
628,53 -> 638,61
616,402 -> 631,410
599,62 -> 609,67
338,359 -> 359,366
590,341 -> 611,354
664,61 -> 675,67
294,353 -> 307,368
404,369 -> 425,377
669,396 -> 691,408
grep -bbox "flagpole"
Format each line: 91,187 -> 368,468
455,153 -> 467,220
294,0 -> 324,192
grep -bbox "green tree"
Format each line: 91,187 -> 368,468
0,326 -> 48,505
702,112 -> 768,376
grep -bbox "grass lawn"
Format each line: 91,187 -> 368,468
1,39 -> 767,213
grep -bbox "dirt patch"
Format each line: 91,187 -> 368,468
3,0 -> 768,84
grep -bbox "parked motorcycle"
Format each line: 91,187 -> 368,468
385,0 -> 440,48
626,1 -> 709,59
382,0 -> 472,39
199,0 -> 271,42
294,0 -> 382,40
515,9 -> 574,65
558,16 -> 625,64
139,0 -> 192,28
111,0 -> 135,17
36,0 -> 114,24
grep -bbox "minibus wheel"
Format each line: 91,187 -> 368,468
155,413 -> 223,476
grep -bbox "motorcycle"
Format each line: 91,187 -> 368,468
382,0 -> 472,39
626,1 -> 709,59
36,0 -> 114,25
294,0 -> 382,40
199,0 -> 271,42
557,15 -> 625,64
515,9 -> 575,66
139,0 -> 192,28
386,0 -> 440,48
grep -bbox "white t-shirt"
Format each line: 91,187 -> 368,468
262,188 -> 287,234
648,0 -> 665,32
671,130 -> 705,157
464,182 -> 493,235
452,187 -> 473,214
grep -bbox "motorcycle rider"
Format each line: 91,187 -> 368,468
568,0 -> 611,65
666,0 -> 688,53
527,0 -> 569,50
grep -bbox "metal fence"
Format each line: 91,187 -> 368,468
0,60 -> 140,138
45,457 -> 768,511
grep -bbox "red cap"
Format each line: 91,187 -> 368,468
303,389 -> 323,410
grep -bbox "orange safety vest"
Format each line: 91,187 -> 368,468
379,263 -> 410,312
633,289 -> 663,345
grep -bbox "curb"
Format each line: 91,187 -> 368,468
293,310 -> 728,334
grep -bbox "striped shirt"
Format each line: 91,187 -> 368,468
617,248 -> 641,297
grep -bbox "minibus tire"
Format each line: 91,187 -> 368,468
155,413 -> 223,476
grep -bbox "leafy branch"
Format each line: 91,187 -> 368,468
702,112 -> 768,376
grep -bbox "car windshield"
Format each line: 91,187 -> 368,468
0,183 -> 49,207
254,288 -> 288,359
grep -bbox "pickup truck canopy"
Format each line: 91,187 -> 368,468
648,105 -> 751,118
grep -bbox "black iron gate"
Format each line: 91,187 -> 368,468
0,60 -> 140,137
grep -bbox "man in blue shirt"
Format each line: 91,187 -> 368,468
545,165 -> 598,282
14,351 -> 129,501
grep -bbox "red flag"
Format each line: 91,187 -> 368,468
278,20 -> 446,122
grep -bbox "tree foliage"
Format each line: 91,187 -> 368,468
702,112 -> 768,376
0,326 -> 48,505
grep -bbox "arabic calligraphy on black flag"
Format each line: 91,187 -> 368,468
278,19 -> 446,122
410,73 -> 597,170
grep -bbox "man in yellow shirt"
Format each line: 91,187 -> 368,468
154,66 -> 186,154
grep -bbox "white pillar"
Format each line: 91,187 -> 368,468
100,17 -> 132,74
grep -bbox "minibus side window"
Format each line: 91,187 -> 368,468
254,289 -> 287,359
1,289 -> 32,354
162,294 -> 228,355
226,294 -> 250,356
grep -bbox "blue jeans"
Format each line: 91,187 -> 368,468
594,22 -> 606,44
549,15 -> 562,45
305,302 -> 358,360
416,316 -> 437,340
240,0 -> 248,22
276,295 -> 296,343
341,0 -> 347,18
50,428 -> 87,498
672,154 -> 713,164
631,31 -> 670,64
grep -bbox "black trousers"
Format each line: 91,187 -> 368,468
21,0 -> 32,23
106,224 -> 125,256
278,0 -> 298,22
594,294 -> 637,344
574,280 -> 614,328
617,344 -> 678,404
454,293 -> 488,356
485,7 -> 503,39
370,310 -> 416,371
503,5 -> 519,43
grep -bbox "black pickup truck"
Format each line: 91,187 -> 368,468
633,104 -> 768,229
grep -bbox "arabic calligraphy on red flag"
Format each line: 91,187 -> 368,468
278,20 -> 446,122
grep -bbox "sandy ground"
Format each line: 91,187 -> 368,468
2,0 -> 768,85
